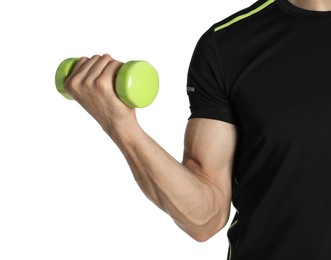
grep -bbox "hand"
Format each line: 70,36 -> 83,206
64,54 -> 137,138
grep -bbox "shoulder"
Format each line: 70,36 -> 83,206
195,0 -> 279,51
212,0 -> 278,34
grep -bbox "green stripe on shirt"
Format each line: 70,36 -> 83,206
214,0 -> 276,32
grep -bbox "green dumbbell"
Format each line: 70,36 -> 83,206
55,58 -> 159,108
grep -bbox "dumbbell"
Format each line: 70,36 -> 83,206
55,58 -> 159,108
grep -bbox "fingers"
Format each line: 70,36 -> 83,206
64,54 -> 116,99
69,56 -> 89,75
96,58 -> 123,89
61,54 -> 135,133
71,55 -> 106,84
85,54 -> 113,82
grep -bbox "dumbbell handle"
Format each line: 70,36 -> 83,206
55,58 -> 159,108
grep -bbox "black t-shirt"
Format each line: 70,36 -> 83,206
187,0 -> 331,259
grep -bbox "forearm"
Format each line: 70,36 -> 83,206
62,55 -> 226,239
108,121 -> 226,241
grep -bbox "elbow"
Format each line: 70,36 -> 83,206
191,232 -> 214,243
172,194 -> 231,242
190,225 -> 224,243
182,216 -> 228,243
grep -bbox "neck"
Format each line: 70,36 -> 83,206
288,0 -> 331,11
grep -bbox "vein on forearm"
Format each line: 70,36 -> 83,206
117,127 -> 221,229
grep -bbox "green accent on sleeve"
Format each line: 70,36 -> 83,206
214,0 -> 276,32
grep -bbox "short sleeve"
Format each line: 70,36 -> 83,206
186,26 -> 240,125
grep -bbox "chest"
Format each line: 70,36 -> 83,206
232,24 -> 331,141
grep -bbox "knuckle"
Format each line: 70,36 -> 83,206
95,77 -> 108,92
91,54 -> 101,60
70,75 -> 81,88
102,53 -> 112,61
64,75 -> 80,92
83,76 -> 94,88
79,56 -> 89,63
95,77 -> 106,87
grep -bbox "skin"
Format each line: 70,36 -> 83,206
64,54 -> 238,241
288,0 -> 331,11
63,0 -> 331,242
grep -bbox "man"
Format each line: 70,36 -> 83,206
63,0 -> 331,259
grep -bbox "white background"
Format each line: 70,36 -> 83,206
0,1 -> 252,259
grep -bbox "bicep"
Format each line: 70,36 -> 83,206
182,118 -> 238,213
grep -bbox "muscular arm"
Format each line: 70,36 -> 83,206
113,118 -> 237,241
64,54 -> 238,241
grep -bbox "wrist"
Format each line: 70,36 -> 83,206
104,112 -> 142,146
